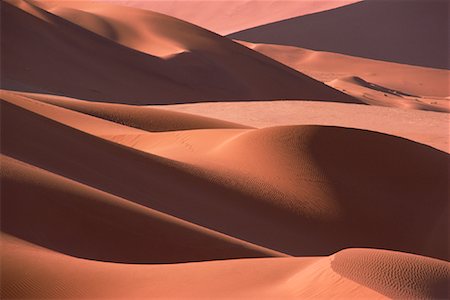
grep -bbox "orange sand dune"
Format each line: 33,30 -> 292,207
159,100 -> 450,153
229,0 -> 449,70
1,155 -> 282,263
16,91 -> 251,132
1,0 -> 356,104
2,91 -> 448,261
240,41 -> 450,112
2,234 -> 448,299
1,0 -> 448,298
75,0 -> 359,35
15,91 -> 450,153
328,76 -> 450,112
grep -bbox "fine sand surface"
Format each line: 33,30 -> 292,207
229,0 -> 449,70
2,233 -> 449,299
1,0 -> 355,104
1,0 -> 449,298
239,41 -> 450,112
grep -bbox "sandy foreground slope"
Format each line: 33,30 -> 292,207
239,41 -> 450,112
1,90 -> 449,298
1,0 -> 355,104
2,233 -> 449,299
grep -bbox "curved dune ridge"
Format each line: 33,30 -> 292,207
1,155 -> 282,263
2,91 -> 448,261
1,0 -> 356,104
1,0 -> 449,298
160,100 -> 450,153
82,0 -> 359,35
1,234 -> 448,299
239,41 -> 450,113
1,90 -> 449,297
16,91 -> 251,132
229,0 -> 449,70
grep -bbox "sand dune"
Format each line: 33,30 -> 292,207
2,91 -> 448,261
328,76 -> 450,112
1,0 -> 356,104
161,100 -> 450,153
1,155 -> 282,263
1,0 -> 448,298
80,0 -> 359,35
17,91 -> 250,132
229,0 -> 449,69
239,41 -> 450,112
2,234 -> 448,299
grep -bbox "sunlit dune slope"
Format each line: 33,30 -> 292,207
75,0 -> 359,35
2,91 -> 448,261
1,0 -> 356,104
2,234 -> 448,299
239,41 -> 449,112
161,100 -> 450,153
17,91 -> 251,132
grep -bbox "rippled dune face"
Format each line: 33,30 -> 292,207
1,0 -> 448,298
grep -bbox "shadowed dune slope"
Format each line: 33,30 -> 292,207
1,92 -> 448,261
230,0 -> 449,69
1,0 -> 357,104
1,234 -> 448,299
1,155 -> 282,263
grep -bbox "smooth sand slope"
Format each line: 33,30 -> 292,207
1,90 -> 449,298
1,0 -> 449,298
238,41 -> 450,112
2,234 -> 449,299
160,100 -> 450,153
1,0 -> 356,104
2,91 -> 449,262
17,91 -> 252,132
17,90 -> 450,152
85,0 -> 359,35
229,0 -> 449,70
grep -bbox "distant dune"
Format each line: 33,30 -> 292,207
230,0 -> 449,69
88,0 -> 358,35
1,0 -> 356,104
159,100 -> 450,153
239,41 -> 449,113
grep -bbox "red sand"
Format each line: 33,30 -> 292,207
240,41 -> 450,112
92,0 -> 358,35
2,0 -> 356,104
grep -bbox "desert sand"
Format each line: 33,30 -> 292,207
2,233 -> 448,299
1,0 -> 449,298
239,41 -> 450,112
89,0 -> 359,35
2,0 -> 355,104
